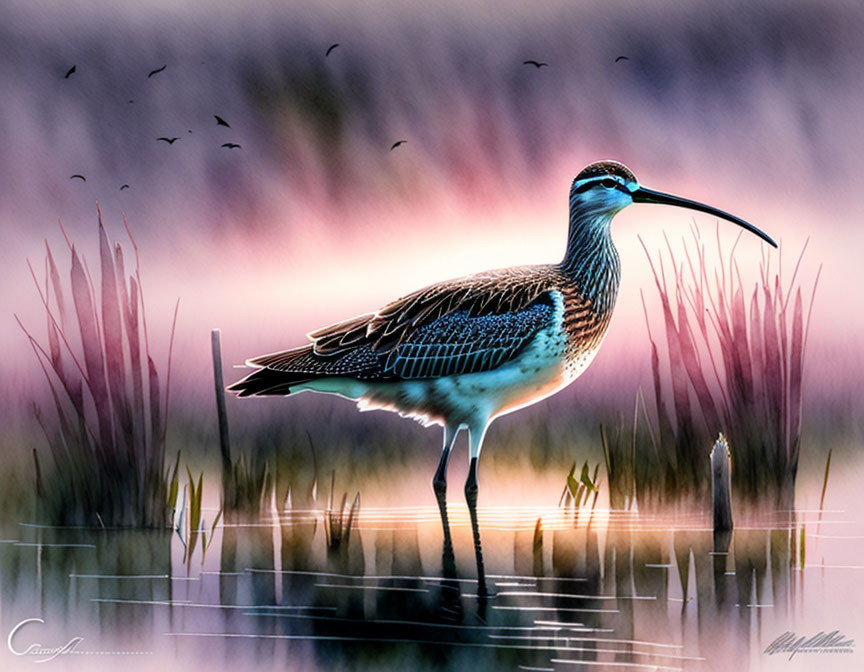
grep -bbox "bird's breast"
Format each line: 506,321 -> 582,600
559,285 -> 614,382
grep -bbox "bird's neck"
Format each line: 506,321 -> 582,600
559,207 -> 620,315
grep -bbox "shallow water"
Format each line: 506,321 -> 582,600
0,490 -> 860,672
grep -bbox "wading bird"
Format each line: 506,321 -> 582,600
229,161 -> 775,586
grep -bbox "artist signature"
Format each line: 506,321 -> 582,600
764,631 -> 855,659
7,618 -> 150,663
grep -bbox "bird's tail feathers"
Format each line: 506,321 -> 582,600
227,367 -> 313,397
229,345 -> 319,397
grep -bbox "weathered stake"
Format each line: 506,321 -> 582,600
711,433 -> 733,532
211,329 -> 233,480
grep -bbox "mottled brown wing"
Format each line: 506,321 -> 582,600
232,284 -> 557,395
380,296 -> 555,379
307,266 -> 554,357
305,313 -> 374,355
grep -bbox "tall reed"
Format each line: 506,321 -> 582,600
640,228 -> 819,509
19,210 -> 178,527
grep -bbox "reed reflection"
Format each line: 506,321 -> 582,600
0,480 -> 826,672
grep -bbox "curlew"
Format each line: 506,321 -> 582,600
229,160 -> 776,588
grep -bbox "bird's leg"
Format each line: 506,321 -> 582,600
433,425 -> 464,622
465,457 -> 488,598
465,424 -> 489,601
433,424 -> 458,500
433,425 -> 460,579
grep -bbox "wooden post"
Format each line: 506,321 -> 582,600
211,329 -> 233,493
711,433 -> 733,533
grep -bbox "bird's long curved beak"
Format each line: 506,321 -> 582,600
632,186 -> 777,248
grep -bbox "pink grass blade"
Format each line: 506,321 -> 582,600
123,215 -> 152,358
762,286 -> 784,459
18,318 -> 93,457
47,309 -> 62,374
115,243 -> 147,463
46,242 -> 68,330
774,275 -> 790,457
648,337 -> 676,460
676,299 -> 721,434
27,258 -> 90,412
127,275 -> 148,457
731,285 -> 753,402
783,239 -> 809,313
162,298 -> 180,446
748,283 -> 765,422
71,246 -> 114,455
648,255 -> 691,434
99,216 -> 133,450
640,290 -> 675,454
788,288 -> 804,463
148,355 -> 162,458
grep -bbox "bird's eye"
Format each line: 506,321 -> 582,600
601,178 -> 617,189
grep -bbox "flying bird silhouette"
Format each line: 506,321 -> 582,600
615,56 -> 630,63
390,140 -> 407,151
214,115 -> 231,128
120,184 -> 130,190
523,60 -> 548,68
70,174 -> 86,181
325,43 -> 339,57
157,137 -> 179,144
64,65 -> 76,79
221,143 -> 242,149
148,64 -> 167,78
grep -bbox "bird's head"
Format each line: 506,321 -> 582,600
569,160 -> 777,247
